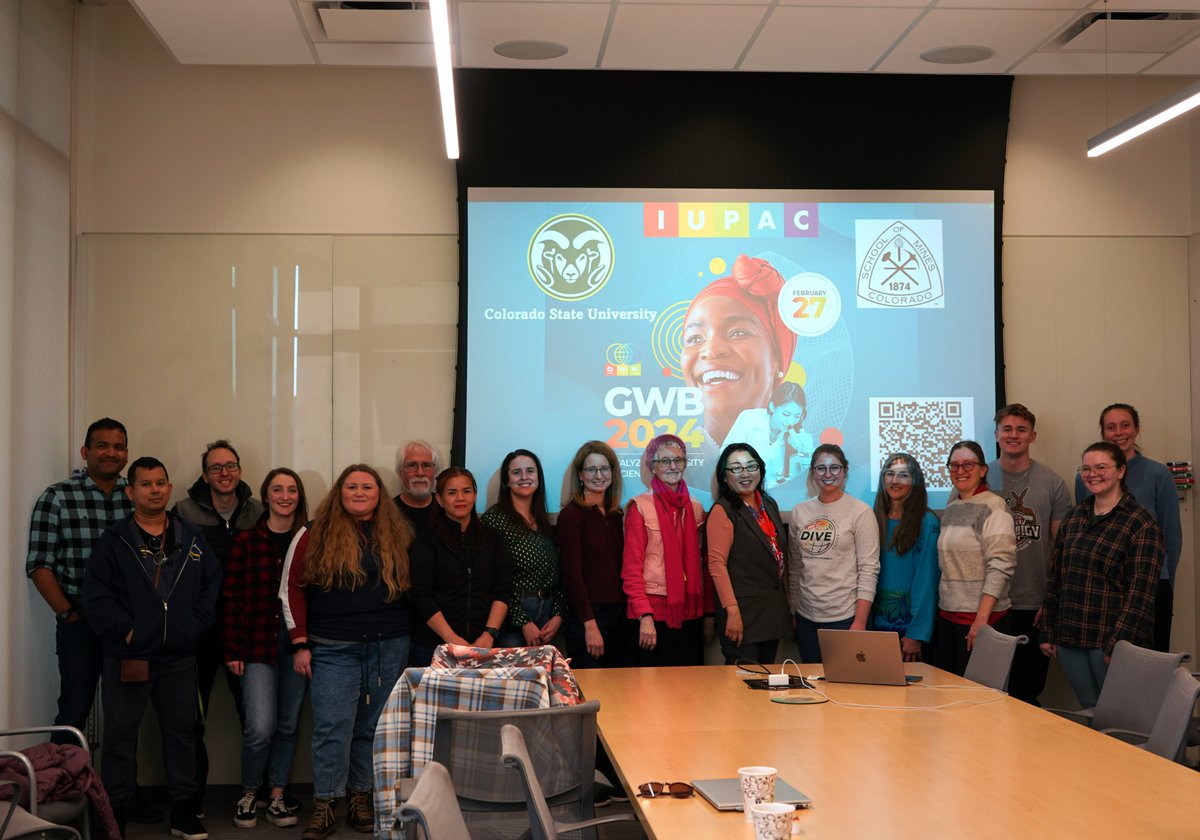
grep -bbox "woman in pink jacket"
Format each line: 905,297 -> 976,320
621,434 -> 711,666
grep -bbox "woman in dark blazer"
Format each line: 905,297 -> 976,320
705,443 -> 790,665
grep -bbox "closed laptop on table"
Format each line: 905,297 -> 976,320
818,629 -> 916,686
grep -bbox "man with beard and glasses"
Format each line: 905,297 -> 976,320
392,440 -> 442,532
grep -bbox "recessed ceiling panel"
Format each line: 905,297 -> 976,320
878,8 -> 1079,73
315,41 -> 435,66
317,7 -> 432,44
1141,30 -> 1200,70
1013,50 -> 1161,73
458,1 -> 610,68
745,6 -> 920,72
131,0 -> 314,64
1062,19 -> 1200,51
604,3 -> 767,69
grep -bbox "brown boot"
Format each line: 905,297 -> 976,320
346,790 -> 373,834
302,798 -> 336,840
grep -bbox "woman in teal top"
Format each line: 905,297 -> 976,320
871,453 -> 940,661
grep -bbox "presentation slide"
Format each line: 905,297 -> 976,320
465,188 -> 997,513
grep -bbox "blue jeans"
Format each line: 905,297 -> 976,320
240,625 -> 309,790
1056,645 -> 1109,709
496,595 -> 554,648
794,614 -> 854,664
309,636 -> 410,798
54,614 -> 103,741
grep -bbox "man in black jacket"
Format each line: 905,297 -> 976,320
84,456 -> 220,840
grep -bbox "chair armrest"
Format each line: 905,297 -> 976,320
0,750 -> 38,814
0,726 -> 88,754
1043,707 -> 1095,725
0,779 -> 22,838
557,814 -> 641,833
1097,727 -> 1150,745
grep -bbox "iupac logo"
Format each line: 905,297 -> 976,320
528,214 -> 615,302
797,517 -> 837,556
855,220 -> 944,309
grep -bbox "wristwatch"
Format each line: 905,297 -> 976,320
56,608 -> 76,622
484,626 -> 501,638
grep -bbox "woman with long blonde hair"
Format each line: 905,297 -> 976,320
281,464 -> 413,840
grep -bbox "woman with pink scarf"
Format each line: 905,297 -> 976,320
621,434 -> 712,666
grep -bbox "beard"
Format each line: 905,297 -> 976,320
405,481 -> 433,502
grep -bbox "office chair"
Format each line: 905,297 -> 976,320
396,762 -> 471,840
1140,668 -> 1200,764
963,625 -> 1028,691
0,781 -> 81,840
0,727 -> 91,840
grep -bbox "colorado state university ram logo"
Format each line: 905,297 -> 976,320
528,214 -> 614,302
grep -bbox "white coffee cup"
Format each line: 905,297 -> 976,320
738,766 -> 777,823
751,802 -> 796,840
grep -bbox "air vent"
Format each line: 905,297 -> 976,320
314,1 -> 432,43
1049,11 -> 1200,52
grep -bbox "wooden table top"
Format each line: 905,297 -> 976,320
574,664 -> 1200,840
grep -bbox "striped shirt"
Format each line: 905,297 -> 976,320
26,473 -> 133,600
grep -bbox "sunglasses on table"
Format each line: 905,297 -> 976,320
637,782 -> 695,799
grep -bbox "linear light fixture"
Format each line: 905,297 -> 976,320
430,0 -> 459,159
1087,78 -> 1200,158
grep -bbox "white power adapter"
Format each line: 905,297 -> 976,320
768,673 -> 790,687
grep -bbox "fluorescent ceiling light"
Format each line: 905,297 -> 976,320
1087,78 -> 1200,158
430,0 -> 458,160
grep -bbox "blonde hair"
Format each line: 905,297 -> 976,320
303,463 -> 413,599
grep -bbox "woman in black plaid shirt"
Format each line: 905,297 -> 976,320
1039,441 -> 1164,708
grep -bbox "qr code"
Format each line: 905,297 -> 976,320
869,398 -> 975,492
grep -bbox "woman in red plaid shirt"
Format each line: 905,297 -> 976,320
222,468 -> 310,829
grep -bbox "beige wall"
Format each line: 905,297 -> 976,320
5,0 -> 1199,767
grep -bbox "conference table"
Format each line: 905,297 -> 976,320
574,664 -> 1200,840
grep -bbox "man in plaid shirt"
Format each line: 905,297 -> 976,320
26,417 -> 132,736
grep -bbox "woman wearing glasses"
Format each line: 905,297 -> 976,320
1073,404 -> 1180,652
935,441 -> 1016,676
282,464 -> 414,838
482,449 -> 565,649
706,443 -> 790,665
1040,442 -> 1164,708
788,444 -> 879,663
622,434 -> 711,666
870,454 -> 940,662
558,441 -> 628,668
223,468 -> 310,827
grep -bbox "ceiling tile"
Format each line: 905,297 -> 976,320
1061,19 -> 1200,51
315,42 -> 434,67
1013,51 -> 1160,72
603,3 -> 768,69
878,7 -> 1080,73
744,6 -> 921,72
1088,0 -> 1200,11
939,0 -> 1087,8
1141,31 -> 1200,71
317,7 -> 432,44
131,0 -> 313,64
457,1 -> 611,68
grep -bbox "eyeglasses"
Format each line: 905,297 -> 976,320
581,465 -> 612,476
654,457 -> 686,469
812,464 -> 844,476
946,461 -> 981,473
207,462 -> 240,475
403,461 -> 435,472
637,782 -> 694,799
883,470 -> 913,482
1078,463 -> 1117,476
726,463 -> 761,476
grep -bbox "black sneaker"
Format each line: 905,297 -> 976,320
346,791 -> 373,834
302,799 -> 336,840
170,804 -> 209,840
234,790 -> 258,829
266,796 -> 299,828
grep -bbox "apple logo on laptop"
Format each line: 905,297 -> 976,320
856,651 -> 866,662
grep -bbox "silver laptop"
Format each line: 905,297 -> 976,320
691,777 -> 812,811
818,629 -> 915,686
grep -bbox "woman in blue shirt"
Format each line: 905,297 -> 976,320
871,453 -> 940,661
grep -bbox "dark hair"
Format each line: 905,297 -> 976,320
128,456 -> 168,484
810,443 -> 848,469
432,467 -> 490,548
994,403 -> 1036,429
715,443 -> 770,506
872,453 -> 929,555
769,382 -> 807,419
259,467 -> 309,536
1099,403 -> 1142,454
568,441 -> 622,513
948,440 -> 989,486
497,449 -> 552,533
1082,440 -> 1129,495
201,439 -> 241,472
84,418 -> 127,449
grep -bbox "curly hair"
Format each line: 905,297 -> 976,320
303,463 -> 412,599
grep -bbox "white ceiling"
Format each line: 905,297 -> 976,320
126,0 -> 1200,75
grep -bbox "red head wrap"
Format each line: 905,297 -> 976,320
683,255 -> 796,376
